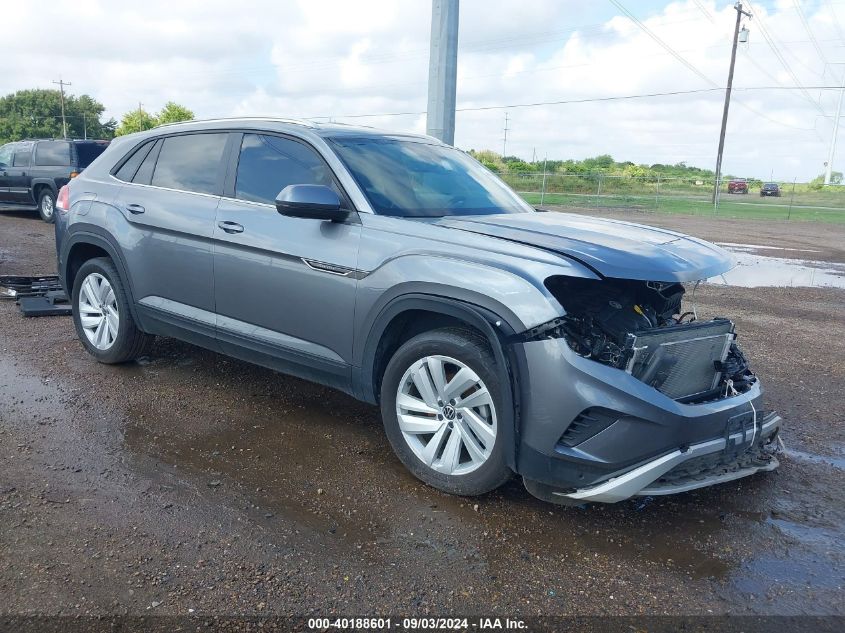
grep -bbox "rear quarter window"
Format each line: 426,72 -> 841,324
113,140 -> 156,183
75,142 -> 109,168
34,141 -> 72,166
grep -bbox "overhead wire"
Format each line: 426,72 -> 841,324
607,0 -> 821,130
744,0 -> 827,114
307,86 -> 841,127
793,0 -> 828,64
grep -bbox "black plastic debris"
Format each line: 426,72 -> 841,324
0,275 -> 71,317
18,295 -> 72,317
0,274 -> 63,299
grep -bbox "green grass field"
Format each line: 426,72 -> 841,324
518,191 -> 845,223
500,171 -> 845,223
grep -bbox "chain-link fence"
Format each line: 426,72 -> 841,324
493,171 -> 845,222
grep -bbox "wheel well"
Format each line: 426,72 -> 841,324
371,309 -> 488,401
33,183 -> 51,201
66,243 -> 110,290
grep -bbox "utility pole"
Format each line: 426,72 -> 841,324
824,66 -> 845,185
712,2 -> 751,205
502,112 -> 509,157
426,0 -> 459,145
83,111 -> 87,140
52,78 -> 72,139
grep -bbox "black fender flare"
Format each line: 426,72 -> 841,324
353,293 -> 527,471
61,226 -> 140,324
30,178 -> 58,198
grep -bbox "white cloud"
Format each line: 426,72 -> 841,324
2,0 -> 843,179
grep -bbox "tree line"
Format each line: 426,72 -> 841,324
0,89 -> 194,144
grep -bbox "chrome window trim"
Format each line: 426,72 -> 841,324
107,175 -> 222,201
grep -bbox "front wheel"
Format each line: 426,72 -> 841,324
380,328 -> 512,496
72,257 -> 153,364
38,189 -> 56,223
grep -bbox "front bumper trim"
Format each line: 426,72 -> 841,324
551,412 -> 781,503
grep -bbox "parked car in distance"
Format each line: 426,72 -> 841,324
0,139 -> 109,222
760,182 -> 781,197
53,118 -> 782,505
727,178 -> 748,194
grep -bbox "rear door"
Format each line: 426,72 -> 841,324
113,132 -> 230,341
6,142 -> 34,204
212,132 -> 361,387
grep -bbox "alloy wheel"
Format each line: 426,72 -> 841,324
78,273 -> 119,350
41,194 -> 54,219
396,354 -> 497,476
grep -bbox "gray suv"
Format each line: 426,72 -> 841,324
54,118 -> 781,504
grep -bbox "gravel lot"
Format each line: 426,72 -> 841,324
1,209 -> 843,620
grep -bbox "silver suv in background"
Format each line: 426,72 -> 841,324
53,118 -> 781,505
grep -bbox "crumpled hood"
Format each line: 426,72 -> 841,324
437,212 -> 736,282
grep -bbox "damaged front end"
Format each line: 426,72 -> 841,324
515,275 -> 781,505
527,276 -> 757,403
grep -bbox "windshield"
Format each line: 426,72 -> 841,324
329,137 -> 534,217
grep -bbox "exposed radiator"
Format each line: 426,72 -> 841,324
625,320 -> 734,400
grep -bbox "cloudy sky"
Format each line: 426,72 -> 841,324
6,0 -> 845,179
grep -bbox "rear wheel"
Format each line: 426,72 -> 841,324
37,189 -> 56,223
380,328 -> 511,496
71,257 -> 153,364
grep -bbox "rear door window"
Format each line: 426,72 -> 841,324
13,145 -> 31,167
34,141 -> 71,166
151,133 -> 228,195
235,134 -> 338,205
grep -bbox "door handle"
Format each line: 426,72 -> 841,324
126,203 -> 145,215
218,221 -> 244,234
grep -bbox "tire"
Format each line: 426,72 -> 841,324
380,327 -> 512,496
71,257 -> 153,364
37,189 -> 56,223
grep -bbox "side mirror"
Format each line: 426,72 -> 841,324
275,184 -> 348,222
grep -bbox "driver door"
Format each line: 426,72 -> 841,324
213,132 -> 361,390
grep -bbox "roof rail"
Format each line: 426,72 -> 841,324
153,116 -> 316,130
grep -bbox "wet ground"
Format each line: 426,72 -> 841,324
1,209 -> 844,618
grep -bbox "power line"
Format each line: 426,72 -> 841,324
607,0 -> 819,129
692,0 -> 715,23
827,0 -> 845,44
607,0 -> 714,86
744,0 -> 826,115
307,85 -> 842,124
793,0 -> 827,65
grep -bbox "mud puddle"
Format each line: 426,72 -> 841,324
709,245 -> 845,289
785,447 -> 845,470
